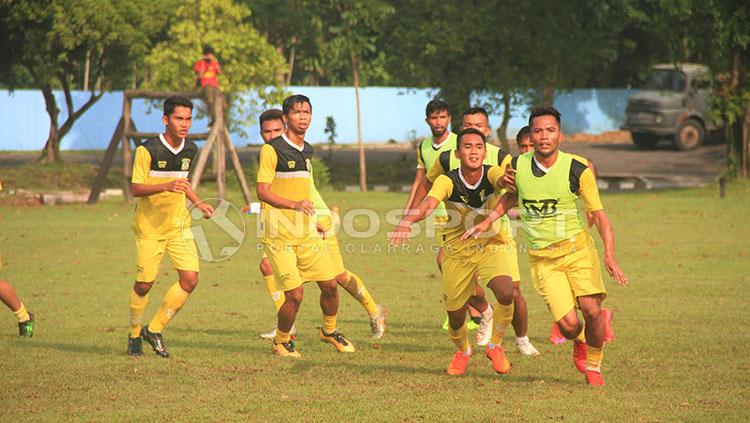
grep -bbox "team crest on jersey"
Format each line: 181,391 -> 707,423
157,160 -> 167,168
305,158 -> 312,171
181,158 -> 191,171
288,160 -> 296,169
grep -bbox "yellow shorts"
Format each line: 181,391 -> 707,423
135,235 -> 199,282
317,215 -> 346,277
529,235 -> 607,322
433,215 -> 450,244
441,243 -> 514,312
263,239 -> 335,292
506,239 -> 521,282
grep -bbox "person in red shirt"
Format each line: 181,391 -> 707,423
194,46 -> 221,88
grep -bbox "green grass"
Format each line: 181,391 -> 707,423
1,181 -> 749,421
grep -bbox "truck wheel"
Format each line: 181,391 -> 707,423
673,119 -> 705,151
632,133 -> 659,149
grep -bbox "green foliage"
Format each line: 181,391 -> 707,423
143,0 -> 287,131
324,116 -> 338,145
311,157 -> 332,191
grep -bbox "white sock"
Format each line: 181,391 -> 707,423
516,336 -> 529,344
481,304 -> 493,319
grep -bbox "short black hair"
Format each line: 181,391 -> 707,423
528,106 -> 561,127
164,95 -> 193,117
516,125 -> 531,142
282,94 -> 312,115
463,107 -> 489,121
203,45 -> 214,55
457,128 -> 486,148
259,108 -> 283,125
425,99 -> 450,117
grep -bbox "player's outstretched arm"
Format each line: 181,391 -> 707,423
590,209 -> 628,286
461,192 -> 518,240
256,183 -> 314,215
388,196 -> 440,246
403,168 -> 427,211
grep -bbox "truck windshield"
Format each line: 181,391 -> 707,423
643,69 -> 686,92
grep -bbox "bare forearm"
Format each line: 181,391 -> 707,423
486,193 -> 517,223
256,185 -> 296,210
400,197 -> 437,226
404,170 -> 426,210
131,183 -> 166,197
593,210 -> 616,258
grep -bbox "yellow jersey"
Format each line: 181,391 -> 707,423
131,135 -> 197,240
257,134 -> 317,243
427,165 -> 509,257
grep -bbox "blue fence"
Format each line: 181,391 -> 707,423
0,87 -> 635,151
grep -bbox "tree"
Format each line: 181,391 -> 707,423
142,0 -> 287,134
0,0 -> 172,163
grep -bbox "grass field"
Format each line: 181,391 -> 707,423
1,180 -> 749,421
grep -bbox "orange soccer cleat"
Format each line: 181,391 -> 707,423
549,322 -> 567,345
447,349 -> 472,375
485,345 -> 511,374
573,340 -> 588,373
585,369 -> 606,386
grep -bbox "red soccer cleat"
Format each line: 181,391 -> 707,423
601,308 -> 615,343
549,322 -> 567,345
485,345 -> 511,374
573,340 -> 587,373
585,369 -> 606,386
447,349 -> 471,375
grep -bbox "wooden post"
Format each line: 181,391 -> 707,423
87,116 -> 124,204
191,126 -> 221,192
216,129 -> 226,200
224,127 -> 252,204
122,93 -> 133,202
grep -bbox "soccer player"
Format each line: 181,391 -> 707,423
463,106 -> 628,385
257,95 -> 354,358
514,126 -> 614,346
402,100 -> 491,333
416,108 -> 539,356
0,279 -> 34,336
126,96 -> 214,358
254,109 -> 386,340
390,128 -> 518,376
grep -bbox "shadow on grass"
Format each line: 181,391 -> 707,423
15,339 -> 117,355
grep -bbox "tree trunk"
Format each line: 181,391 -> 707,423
497,91 -> 512,152
352,54 -> 367,192
40,85 -> 62,163
286,37 -> 296,86
742,107 -> 750,178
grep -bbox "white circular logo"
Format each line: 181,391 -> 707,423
182,198 -> 246,262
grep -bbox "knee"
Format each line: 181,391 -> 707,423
133,282 -> 153,296
284,290 -> 304,307
259,259 -> 273,277
580,302 -> 602,322
319,280 -> 338,294
491,278 -> 514,304
179,273 -> 199,293
557,317 -> 582,338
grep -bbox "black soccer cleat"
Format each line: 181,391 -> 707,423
127,335 -> 143,356
18,312 -> 34,337
140,325 -> 170,358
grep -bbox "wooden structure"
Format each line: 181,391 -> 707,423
87,88 -> 251,204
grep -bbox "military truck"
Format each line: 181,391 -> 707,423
623,63 -> 721,151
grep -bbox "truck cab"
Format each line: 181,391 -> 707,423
624,63 -> 721,150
